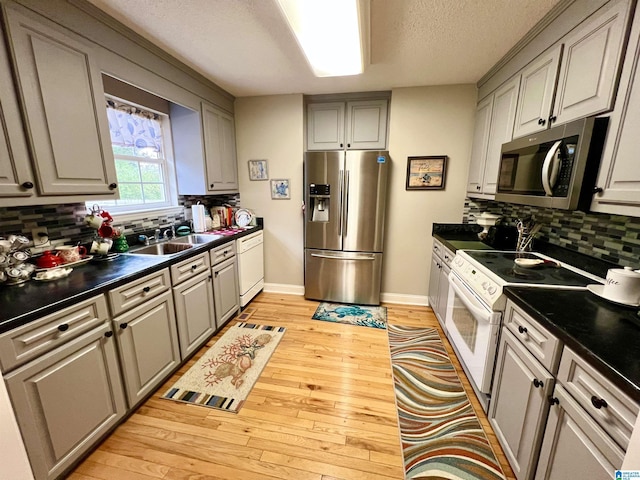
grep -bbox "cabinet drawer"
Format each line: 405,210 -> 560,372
442,246 -> 454,267
504,300 -> 562,373
171,251 -> 210,285
557,347 -> 639,450
210,240 -> 236,266
0,295 -> 109,373
108,268 -> 171,316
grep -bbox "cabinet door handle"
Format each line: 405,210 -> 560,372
593,187 -> 603,194
518,325 -> 528,334
347,143 -> 351,148
548,115 -> 557,123
142,286 -> 151,293
591,396 -> 608,409
340,143 -> 343,148
548,396 -> 559,406
538,118 -> 546,126
22,181 -> 34,189
210,183 -> 215,188
215,271 -> 219,277
104,331 -> 113,338
533,378 -> 543,388
119,322 -> 128,329
57,324 -> 69,332
109,183 -> 118,189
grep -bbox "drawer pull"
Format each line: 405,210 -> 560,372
57,324 -> 69,332
518,325 -> 528,334
224,250 -> 228,255
119,322 -> 128,329
191,265 -> 198,270
104,331 -> 113,338
591,396 -> 608,409
548,396 -> 559,406
533,378 -> 543,388
143,286 -> 151,293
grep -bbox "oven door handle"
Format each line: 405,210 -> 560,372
448,272 -> 493,323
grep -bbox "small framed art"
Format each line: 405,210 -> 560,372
271,179 -> 290,199
248,159 -> 268,181
406,156 -> 448,190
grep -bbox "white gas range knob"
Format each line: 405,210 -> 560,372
487,285 -> 497,295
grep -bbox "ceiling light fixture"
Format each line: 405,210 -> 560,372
275,0 -> 369,77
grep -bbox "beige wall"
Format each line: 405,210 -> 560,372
234,86 -> 477,301
234,94 -> 305,292
384,85 -> 476,301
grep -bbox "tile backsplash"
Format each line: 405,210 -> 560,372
464,198 -> 640,267
0,193 -> 240,249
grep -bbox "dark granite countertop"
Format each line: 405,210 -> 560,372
0,226 -> 262,333
504,287 -> 640,402
432,223 -> 492,253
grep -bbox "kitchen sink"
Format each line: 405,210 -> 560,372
171,234 -> 221,245
127,242 -> 194,256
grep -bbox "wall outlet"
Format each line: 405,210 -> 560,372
31,227 -> 50,248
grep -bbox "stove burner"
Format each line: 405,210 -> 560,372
499,267 -> 546,281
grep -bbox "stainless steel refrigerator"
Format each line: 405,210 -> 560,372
304,150 -> 389,305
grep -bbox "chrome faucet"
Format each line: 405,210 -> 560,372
162,224 -> 176,240
154,228 -> 161,242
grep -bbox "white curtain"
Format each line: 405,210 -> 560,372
106,100 -> 163,152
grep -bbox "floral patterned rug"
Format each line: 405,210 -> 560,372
312,302 -> 387,329
162,322 -> 285,413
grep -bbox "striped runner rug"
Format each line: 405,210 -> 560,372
162,322 -> 285,413
388,325 -> 506,480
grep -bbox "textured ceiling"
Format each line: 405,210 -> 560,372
88,0 -> 560,97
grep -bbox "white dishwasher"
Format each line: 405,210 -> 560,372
236,230 -> 264,307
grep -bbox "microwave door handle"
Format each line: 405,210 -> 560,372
542,140 -> 562,196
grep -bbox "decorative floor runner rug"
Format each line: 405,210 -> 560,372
162,322 -> 285,413
235,307 -> 257,322
388,325 -> 506,480
312,302 -> 387,329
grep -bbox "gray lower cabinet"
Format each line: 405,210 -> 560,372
173,269 -> 216,359
489,328 -> 555,480
212,255 -> 240,326
112,290 -> 180,407
4,323 -> 126,480
428,239 -> 452,328
2,3 -> 117,196
535,384 -> 625,480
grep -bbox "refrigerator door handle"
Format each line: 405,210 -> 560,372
343,170 -> 350,237
310,253 -> 376,261
338,170 -> 344,237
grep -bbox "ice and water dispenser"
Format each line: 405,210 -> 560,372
308,184 -> 330,222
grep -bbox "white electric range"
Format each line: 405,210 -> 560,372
445,249 -> 604,412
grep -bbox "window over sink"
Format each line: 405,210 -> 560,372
86,97 -> 178,215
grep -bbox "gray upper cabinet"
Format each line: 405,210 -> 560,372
2,3 -> 117,196
551,0 -> 629,128
202,102 -> 238,192
513,45 -> 562,139
4,324 -> 126,480
591,2 -> 640,216
307,102 -> 345,150
467,76 -> 520,197
0,28 -> 34,197
307,99 -> 388,151
172,102 -> 238,194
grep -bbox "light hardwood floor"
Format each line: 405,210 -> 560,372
69,293 -> 515,480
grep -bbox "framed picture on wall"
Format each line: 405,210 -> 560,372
248,159 -> 268,180
406,156 -> 448,190
271,179 -> 290,199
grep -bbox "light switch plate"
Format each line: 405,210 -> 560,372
31,227 -> 50,248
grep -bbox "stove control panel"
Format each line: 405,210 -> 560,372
451,253 -> 503,308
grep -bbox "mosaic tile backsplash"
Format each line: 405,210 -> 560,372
0,193 -> 240,250
464,198 -> 640,268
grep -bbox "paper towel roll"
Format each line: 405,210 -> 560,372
192,204 -> 206,233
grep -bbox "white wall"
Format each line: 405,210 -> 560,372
234,86 -> 477,302
384,85 -> 477,302
234,95 -> 305,294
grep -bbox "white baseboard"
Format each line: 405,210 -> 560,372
263,283 -> 305,295
380,292 -> 430,306
261,284 -> 429,306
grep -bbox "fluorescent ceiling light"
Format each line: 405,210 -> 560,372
276,0 -> 368,77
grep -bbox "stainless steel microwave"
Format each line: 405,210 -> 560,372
495,117 -> 608,210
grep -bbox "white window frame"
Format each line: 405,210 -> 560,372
87,96 -> 179,218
